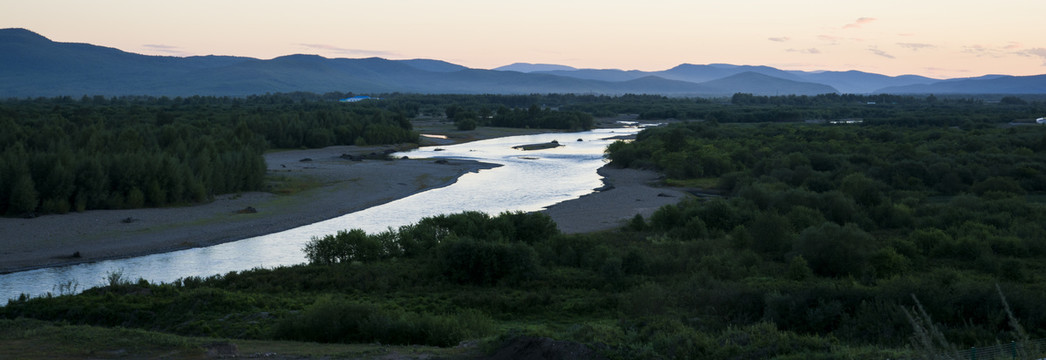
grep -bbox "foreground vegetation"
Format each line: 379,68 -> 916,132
4,93 -> 1046,358
604,121 -> 1046,352
2,211 -> 894,359
0,317 -> 471,359
6,198 -> 1046,358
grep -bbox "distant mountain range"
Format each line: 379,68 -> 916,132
3,28 -> 1046,98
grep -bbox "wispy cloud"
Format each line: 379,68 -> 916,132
961,43 -> 1046,63
818,35 -> 842,44
787,48 -> 821,54
964,44 -> 1004,58
768,37 -> 790,42
868,47 -> 895,59
141,44 -> 189,56
843,17 -> 876,29
1017,48 -> 1046,65
897,43 -> 936,51
299,43 -> 398,57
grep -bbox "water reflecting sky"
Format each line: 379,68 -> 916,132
0,127 -> 638,303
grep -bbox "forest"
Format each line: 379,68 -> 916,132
0,93 -> 600,217
4,93 -> 1046,358
603,121 -> 1046,347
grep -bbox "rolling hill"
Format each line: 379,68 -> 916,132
0,28 -> 835,97
3,28 -> 1044,98
514,63 -> 940,94
875,74 -> 1046,94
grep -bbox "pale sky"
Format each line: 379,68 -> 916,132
5,0 -> 1046,78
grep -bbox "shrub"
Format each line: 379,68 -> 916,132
970,176 -> 1025,197
303,229 -> 384,264
787,255 -> 813,281
494,211 -> 560,244
274,297 -> 494,346
626,214 -> 648,231
908,228 -> 952,255
795,222 -> 875,277
868,247 -> 912,278
749,212 -> 794,255
455,118 -> 477,131
436,238 -> 540,285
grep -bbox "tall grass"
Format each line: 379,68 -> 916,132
904,286 -> 1044,360
903,294 -> 961,360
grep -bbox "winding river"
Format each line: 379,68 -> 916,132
0,126 -> 641,304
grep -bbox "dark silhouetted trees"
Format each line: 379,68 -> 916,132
0,94 -> 419,215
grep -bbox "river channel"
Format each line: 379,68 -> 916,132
0,126 -> 641,304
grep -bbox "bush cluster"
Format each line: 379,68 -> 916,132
304,211 -> 556,285
274,297 -> 494,346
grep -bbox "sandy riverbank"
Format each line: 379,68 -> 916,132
541,166 -> 689,234
0,146 -> 498,273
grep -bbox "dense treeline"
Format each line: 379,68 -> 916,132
0,94 -> 417,215
604,121 -> 1046,349
363,92 -> 1045,127
343,93 -> 678,119
265,92 -> 601,130
609,121 -> 1046,193
718,93 -> 1046,125
205,91 -> 1045,129
445,104 -> 594,130
612,92 -> 1044,124
339,93 -> 599,130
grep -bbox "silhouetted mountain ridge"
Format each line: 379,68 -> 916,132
523,63 -> 939,94
492,63 -> 579,73
702,72 -> 837,95
876,74 -> 1046,94
2,28 -> 1044,97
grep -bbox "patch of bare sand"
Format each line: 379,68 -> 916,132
0,145 -> 497,273
542,166 -> 689,234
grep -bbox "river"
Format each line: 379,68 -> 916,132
0,126 -> 641,304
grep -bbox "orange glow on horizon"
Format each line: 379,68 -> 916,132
4,0 -> 1046,78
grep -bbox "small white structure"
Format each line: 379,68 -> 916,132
340,96 -> 374,103
829,118 -> 864,125
1037,117 -> 1046,124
